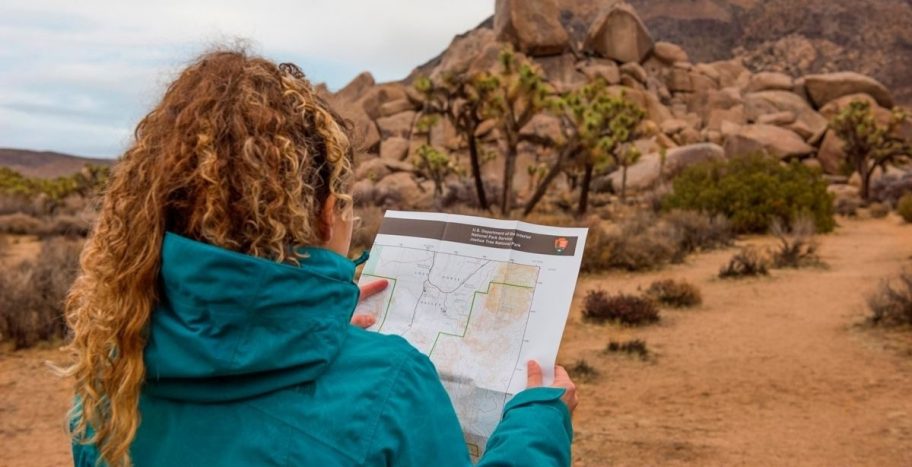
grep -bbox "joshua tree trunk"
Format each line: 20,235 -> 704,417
501,128 -> 517,215
467,134 -> 489,210
620,163 -> 629,203
522,144 -> 575,217
577,161 -> 594,217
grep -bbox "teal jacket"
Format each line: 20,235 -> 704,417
72,232 -> 572,466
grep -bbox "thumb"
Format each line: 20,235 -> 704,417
526,360 -> 543,388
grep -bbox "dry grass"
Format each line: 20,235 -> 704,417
719,247 -> 770,279
868,270 -> 912,327
0,237 -> 83,349
770,217 -> 822,269
644,279 -> 703,308
583,289 -> 660,326
604,339 -> 650,360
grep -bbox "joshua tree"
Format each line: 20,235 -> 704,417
830,100 -> 911,201
484,48 -> 550,215
412,144 -> 459,209
523,80 -> 645,216
414,74 -> 498,210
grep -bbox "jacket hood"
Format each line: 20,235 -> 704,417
142,232 -> 361,402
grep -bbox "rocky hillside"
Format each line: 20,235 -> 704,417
0,148 -> 112,178
324,0 -> 910,213
621,0 -> 912,106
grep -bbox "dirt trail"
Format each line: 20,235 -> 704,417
564,217 -> 912,466
1,219 -> 911,466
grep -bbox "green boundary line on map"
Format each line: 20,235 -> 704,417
427,280 -> 533,357
360,273 -> 398,330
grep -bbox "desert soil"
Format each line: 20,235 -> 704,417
1,218 -> 911,466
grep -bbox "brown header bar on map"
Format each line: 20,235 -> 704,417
377,217 -> 579,256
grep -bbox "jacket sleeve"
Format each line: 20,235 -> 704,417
366,349 -> 572,467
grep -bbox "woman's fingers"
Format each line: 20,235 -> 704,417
350,314 -> 376,329
358,279 -> 389,303
526,360 -> 544,387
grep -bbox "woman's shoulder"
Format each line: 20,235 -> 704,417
339,326 -> 428,371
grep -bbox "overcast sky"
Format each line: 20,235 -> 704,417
0,1 -> 492,158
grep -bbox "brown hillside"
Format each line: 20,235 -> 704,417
621,0 -> 912,106
0,148 -> 113,179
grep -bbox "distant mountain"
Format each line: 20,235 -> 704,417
0,148 -> 113,179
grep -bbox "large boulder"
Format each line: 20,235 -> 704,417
534,54 -> 587,92
743,91 -> 828,142
430,29 -> 499,79
494,0 -> 569,56
723,124 -> 815,159
519,114 -> 564,146
816,130 -> 846,175
379,136 -> 410,160
804,72 -> 894,109
333,71 -> 375,103
652,41 -> 688,64
376,111 -> 416,139
609,86 -> 673,125
374,172 -> 431,209
607,143 -> 725,192
583,2 -> 654,64
745,72 -> 793,93
577,59 -> 621,84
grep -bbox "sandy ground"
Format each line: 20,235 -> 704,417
565,216 -> 912,466
1,217 -> 911,466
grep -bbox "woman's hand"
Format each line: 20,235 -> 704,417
526,360 -> 578,415
350,279 -> 388,329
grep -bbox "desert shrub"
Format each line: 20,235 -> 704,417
0,237 -> 83,348
867,270 -> 912,326
663,154 -> 835,234
0,213 -> 46,235
583,289 -> 660,325
898,193 -> 912,223
871,171 -> 912,206
662,210 -> 733,260
566,359 -> 599,382
644,279 -> 702,308
582,210 -> 734,273
834,196 -> 860,217
770,217 -> 821,268
868,202 -> 890,219
350,206 -> 385,254
719,247 -> 770,279
605,339 -> 650,360
41,214 -> 92,238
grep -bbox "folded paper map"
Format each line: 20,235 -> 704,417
354,210 -> 587,458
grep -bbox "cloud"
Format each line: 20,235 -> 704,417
0,0 -> 493,157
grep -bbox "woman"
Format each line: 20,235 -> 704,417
65,49 -> 578,466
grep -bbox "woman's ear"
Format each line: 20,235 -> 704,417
319,195 -> 337,243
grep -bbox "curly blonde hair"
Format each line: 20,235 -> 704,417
62,49 -> 354,466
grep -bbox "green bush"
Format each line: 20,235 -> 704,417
898,193 -> 912,223
663,154 -> 835,234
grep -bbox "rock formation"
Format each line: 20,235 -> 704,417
323,1 -> 906,212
